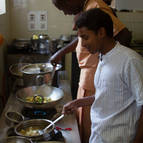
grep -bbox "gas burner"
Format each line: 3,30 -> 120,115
21,107 -> 57,120
46,129 -> 65,142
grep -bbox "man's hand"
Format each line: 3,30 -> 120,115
49,52 -> 62,65
62,100 -> 79,115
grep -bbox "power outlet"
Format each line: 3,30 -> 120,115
27,11 -> 48,31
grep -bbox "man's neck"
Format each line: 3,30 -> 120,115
101,38 -> 116,55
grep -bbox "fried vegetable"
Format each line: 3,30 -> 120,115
19,126 -> 42,136
25,96 -> 52,103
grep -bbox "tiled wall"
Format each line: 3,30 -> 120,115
117,11 -> 143,42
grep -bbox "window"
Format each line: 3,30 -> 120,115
0,0 -> 6,15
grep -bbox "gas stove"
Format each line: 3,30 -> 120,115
6,106 -> 65,142
21,107 -> 57,120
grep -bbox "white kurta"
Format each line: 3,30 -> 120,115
90,42 -> 143,143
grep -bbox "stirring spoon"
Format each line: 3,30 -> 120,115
44,114 -> 64,132
39,114 -> 64,135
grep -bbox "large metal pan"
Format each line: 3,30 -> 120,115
15,119 -> 55,141
16,84 -> 64,109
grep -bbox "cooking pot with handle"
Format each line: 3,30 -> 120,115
15,119 -> 55,141
20,63 -> 62,86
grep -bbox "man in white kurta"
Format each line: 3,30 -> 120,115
90,42 -> 143,143
62,8 -> 143,143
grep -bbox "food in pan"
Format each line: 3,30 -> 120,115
25,96 -> 52,103
19,126 -> 42,136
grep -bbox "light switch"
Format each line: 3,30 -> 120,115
38,11 -> 48,30
28,11 -> 37,31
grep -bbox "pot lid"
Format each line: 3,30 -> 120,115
21,63 -> 62,75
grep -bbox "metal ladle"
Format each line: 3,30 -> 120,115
39,114 -> 64,135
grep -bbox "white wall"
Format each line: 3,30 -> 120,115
117,11 -> 143,42
115,0 -> 143,11
9,0 -> 75,39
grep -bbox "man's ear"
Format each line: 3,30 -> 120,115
98,27 -> 106,38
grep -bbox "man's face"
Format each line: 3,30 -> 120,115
52,0 -> 82,15
78,27 -> 102,54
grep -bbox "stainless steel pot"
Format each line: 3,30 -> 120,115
38,34 -> 50,40
5,111 -> 24,126
1,136 -> 32,143
12,39 -> 31,50
20,63 -> 62,86
9,63 -> 29,87
15,119 -> 55,141
16,84 -> 64,109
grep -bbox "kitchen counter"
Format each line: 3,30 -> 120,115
0,81 -> 81,143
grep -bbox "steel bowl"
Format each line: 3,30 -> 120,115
16,84 -> 64,109
15,119 -> 55,141
1,136 -> 32,143
5,111 -> 24,126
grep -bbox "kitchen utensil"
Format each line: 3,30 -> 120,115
45,114 -> 64,131
1,136 -> 32,143
20,63 -> 62,86
9,63 -> 30,87
21,63 -> 61,75
31,34 -> 52,54
39,34 -> 50,40
55,126 -> 72,131
16,84 -> 64,109
15,119 -> 55,141
38,114 -> 64,135
5,111 -> 24,126
12,39 -> 31,50
9,63 -> 24,77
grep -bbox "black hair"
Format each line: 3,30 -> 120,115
75,8 -> 113,37
103,0 -> 112,5
52,0 -> 66,9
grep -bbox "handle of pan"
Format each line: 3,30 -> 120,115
44,114 -> 64,132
